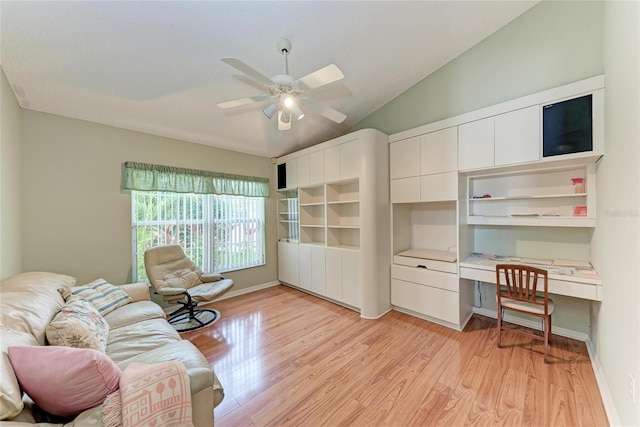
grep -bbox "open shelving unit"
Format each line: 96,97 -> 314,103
295,180 -> 361,249
277,188 -> 299,243
466,163 -> 596,227
326,179 -> 360,250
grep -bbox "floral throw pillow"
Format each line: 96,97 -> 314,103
46,297 -> 109,352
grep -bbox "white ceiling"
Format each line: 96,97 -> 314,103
1,1 -> 537,158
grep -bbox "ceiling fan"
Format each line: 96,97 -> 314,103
217,39 -> 346,131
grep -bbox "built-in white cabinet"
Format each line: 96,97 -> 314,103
494,105 -> 540,166
458,105 -> 540,170
277,241 -> 299,286
298,244 -> 326,294
296,155 -> 310,188
309,151 -> 324,185
421,127 -> 458,175
390,136 -> 420,179
458,117 -> 495,171
323,139 -> 361,183
276,129 -> 390,318
390,202 -> 473,330
391,127 -> 458,204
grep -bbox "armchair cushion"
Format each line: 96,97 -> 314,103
45,297 -> 110,352
60,279 -> 132,316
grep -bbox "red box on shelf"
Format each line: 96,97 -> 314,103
574,205 -> 587,216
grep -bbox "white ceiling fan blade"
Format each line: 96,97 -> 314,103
221,58 -> 274,87
299,97 -> 346,124
217,95 -> 269,109
295,64 -> 344,91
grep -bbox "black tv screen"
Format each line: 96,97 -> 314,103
543,94 -> 593,157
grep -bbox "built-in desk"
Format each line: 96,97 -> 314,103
459,253 -> 603,301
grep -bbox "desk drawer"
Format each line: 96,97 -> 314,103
391,279 -> 459,324
459,266 -> 601,301
392,264 -> 458,292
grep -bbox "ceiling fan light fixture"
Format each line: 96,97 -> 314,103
278,110 -> 291,131
263,103 -> 278,119
292,104 -> 305,120
283,96 -> 295,109
280,109 -> 291,124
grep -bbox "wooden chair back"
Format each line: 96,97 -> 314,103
496,264 -> 549,313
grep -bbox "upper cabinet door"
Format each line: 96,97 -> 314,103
297,155 -> 310,188
309,151 -> 324,185
340,140 -> 361,181
324,145 -> 341,183
390,136 -> 420,179
420,127 -> 458,175
286,158 -> 298,189
494,105 -> 540,166
458,117 -> 495,171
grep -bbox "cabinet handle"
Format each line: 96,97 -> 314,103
417,265 -> 428,269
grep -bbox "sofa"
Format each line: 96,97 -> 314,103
0,272 -> 224,426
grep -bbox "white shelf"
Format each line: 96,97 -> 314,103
327,243 -> 360,251
327,199 -> 359,205
301,224 -> 324,228
300,202 -> 325,206
467,163 -> 595,227
468,215 -> 595,227
327,225 -> 360,229
279,220 -> 299,223
469,193 -> 587,202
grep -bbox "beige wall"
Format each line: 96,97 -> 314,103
0,68 -> 23,279
20,110 -> 278,289
591,1 -> 640,424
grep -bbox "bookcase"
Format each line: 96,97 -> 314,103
276,129 -> 390,319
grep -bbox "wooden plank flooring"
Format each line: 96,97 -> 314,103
183,285 -> 608,426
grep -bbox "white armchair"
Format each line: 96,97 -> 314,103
144,245 -> 234,332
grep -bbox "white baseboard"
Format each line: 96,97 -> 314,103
360,308 -> 392,320
216,280 -> 281,301
586,339 -> 621,426
472,307 -> 589,342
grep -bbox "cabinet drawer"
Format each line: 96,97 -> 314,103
393,255 -> 457,274
392,264 -> 458,292
391,279 -> 460,324
420,172 -> 458,202
391,177 -> 420,203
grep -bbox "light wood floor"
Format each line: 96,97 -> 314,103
183,285 -> 608,427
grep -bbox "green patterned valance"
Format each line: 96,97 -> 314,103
124,161 -> 269,197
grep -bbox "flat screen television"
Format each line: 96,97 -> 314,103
542,94 -> 593,158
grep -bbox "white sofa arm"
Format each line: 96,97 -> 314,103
117,282 -> 150,302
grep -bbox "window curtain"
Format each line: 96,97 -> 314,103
124,161 -> 269,197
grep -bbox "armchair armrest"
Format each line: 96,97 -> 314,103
118,282 -> 151,302
200,273 -> 222,283
157,287 -> 188,296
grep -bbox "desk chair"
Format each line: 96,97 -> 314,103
144,245 -> 234,332
496,264 -> 554,363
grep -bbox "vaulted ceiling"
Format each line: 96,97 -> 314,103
1,1 -> 537,157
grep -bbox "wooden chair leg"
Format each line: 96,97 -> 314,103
548,315 -> 552,344
496,303 -> 502,348
543,316 -> 549,364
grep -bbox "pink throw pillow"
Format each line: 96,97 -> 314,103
8,346 -> 121,417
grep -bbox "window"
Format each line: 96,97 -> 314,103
132,190 -> 265,281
